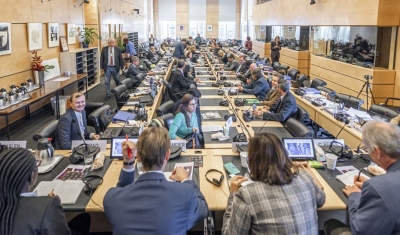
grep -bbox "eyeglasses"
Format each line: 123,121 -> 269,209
189,103 -> 197,107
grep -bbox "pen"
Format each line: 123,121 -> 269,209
126,134 -> 132,159
48,189 -> 55,197
356,168 -> 363,182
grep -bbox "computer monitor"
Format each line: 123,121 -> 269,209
282,138 -> 315,161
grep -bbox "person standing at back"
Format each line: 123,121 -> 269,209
100,38 -> 123,101
55,92 -> 100,150
271,36 -> 282,63
123,38 -> 136,59
103,128 -> 208,235
245,36 -> 252,50
173,38 -> 187,59
149,34 -> 155,47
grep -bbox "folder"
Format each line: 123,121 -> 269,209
112,110 -> 136,122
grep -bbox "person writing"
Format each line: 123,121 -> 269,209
271,36 -> 282,63
169,94 -> 199,140
103,128 -> 208,234
336,121 -> 400,235
0,148 -> 91,235
237,68 -> 270,100
222,132 -> 325,234
55,92 -> 100,150
262,72 -> 283,110
253,78 -> 297,123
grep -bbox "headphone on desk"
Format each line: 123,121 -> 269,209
82,175 -> 104,194
234,98 -> 247,106
205,169 -> 225,187
334,112 -> 350,124
219,100 -> 229,106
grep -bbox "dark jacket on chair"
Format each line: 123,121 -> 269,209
55,108 -> 90,150
172,69 -> 195,99
100,46 -> 124,73
263,91 -> 297,123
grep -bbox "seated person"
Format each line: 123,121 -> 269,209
146,46 -> 157,61
340,121 -> 400,234
218,50 -> 228,64
230,55 -> 246,75
240,62 -> 257,83
169,94 -> 199,140
214,43 -> 221,56
223,54 -> 239,71
159,43 -> 168,55
55,92 -> 100,150
0,148 -> 90,235
262,72 -> 283,111
172,60 -> 199,100
353,36 -> 370,54
186,51 -> 199,69
253,78 -> 297,123
222,132 -> 325,234
126,56 -> 153,87
237,68 -> 270,100
342,42 -> 356,56
230,39 -> 239,47
173,85 -> 202,133
103,129 -> 208,234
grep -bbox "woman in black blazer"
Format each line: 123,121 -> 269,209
271,36 -> 282,63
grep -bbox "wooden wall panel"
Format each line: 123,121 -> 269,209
176,0 -> 189,37
206,0 -> 219,38
253,0 -> 400,26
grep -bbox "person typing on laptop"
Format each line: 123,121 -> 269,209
103,127 -> 208,235
55,92 -> 100,150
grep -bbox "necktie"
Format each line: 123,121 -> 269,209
236,64 -> 242,74
110,47 -> 113,66
78,113 -> 85,138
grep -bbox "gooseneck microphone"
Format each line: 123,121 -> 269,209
258,118 -> 269,134
72,118 -> 89,153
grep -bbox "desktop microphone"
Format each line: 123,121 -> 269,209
223,92 -> 250,140
234,85 -> 248,106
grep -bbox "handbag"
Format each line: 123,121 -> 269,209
184,132 -> 202,149
70,143 -> 100,164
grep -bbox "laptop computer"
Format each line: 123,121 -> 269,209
110,137 -> 138,159
282,138 -> 316,161
138,85 -> 157,104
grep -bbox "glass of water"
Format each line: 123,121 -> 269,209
84,155 -> 93,168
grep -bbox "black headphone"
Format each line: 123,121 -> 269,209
217,89 -> 224,96
219,100 -> 229,106
329,140 -> 353,159
233,133 -> 247,142
212,82 -> 220,87
208,77 -> 216,81
242,111 -> 254,122
234,98 -> 247,106
223,82 -> 232,87
229,89 -> 238,96
224,114 -> 237,122
311,98 -> 326,107
205,169 -> 225,187
220,76 -> 228,80
82,175 -> 103,194
334,112 -> 349,124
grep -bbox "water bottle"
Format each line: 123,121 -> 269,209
137,161 -> 143,174
150,77 -> 154,88
252,103 -> 257,111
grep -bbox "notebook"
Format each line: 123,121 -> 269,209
112,110 -> 136,122
282,138 -> 316,161
34,180 -> 84,204
336,171 -> 370,186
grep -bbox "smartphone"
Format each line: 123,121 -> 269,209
195,150 -> 202,154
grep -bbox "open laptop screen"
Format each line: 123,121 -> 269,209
282,138 -> 315,161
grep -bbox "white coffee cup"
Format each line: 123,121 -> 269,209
240,152 -> 248,168
325,153 -> 338,170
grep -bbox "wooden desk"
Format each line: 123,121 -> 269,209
0,74 -> 87,139
292,91 -> 363,148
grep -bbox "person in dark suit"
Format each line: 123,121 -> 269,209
126,56 -> 153,87
253,78 -> 297,123
223,54 -> 240,71
240,62 -> 257,83
230,39 -> 239,47
0,148 -> 91,235
238,68 -> 270,100
230,55 -> 246,76
103,128 -> 208,235
172,59 -> 199,100
55,92 -> 100,150
173,38 -> 187,59
100,38 -> 124,101
271,36 -> 282,63
337,121 -> 400,235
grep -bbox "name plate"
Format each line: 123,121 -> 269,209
171,140 -> 186,151
0,141 -> 27,148
231,142 -> 248,151
71,140 -> 107,152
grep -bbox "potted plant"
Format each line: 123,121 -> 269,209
31,50 -> 54,86
80,27 -> 101,48
116,36 -> 126,52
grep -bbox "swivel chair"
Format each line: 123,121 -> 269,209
335,93 -> 364,110
310,78 -> 327,88
156,101 -> 176,117
32,120 -> 59,147
284,118 -> 313,138
111,84 -> 128,110
87,105 -> 112,133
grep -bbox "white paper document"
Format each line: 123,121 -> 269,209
346,108 -> 372,119
34,180 -> 84,204
336,170 -> 370,186
201,125 -> 223,132
164,162 -> 194,181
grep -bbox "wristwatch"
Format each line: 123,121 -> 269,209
123,160 -> 135,166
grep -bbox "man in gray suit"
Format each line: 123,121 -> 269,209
341,121 -> 400,235
100,38 -> 123,101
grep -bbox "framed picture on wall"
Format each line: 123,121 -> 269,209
0,22 -> 12,56
207,25 -> 212,32
60,36 -> 69,52
48,23 -> 59,47
67,23 -> 76,44
28,23 -> 42,51
179,25 -> 184,31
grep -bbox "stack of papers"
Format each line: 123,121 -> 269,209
201,125 -> 223,132
164,162 -> 194,181
347,108 -> 372,119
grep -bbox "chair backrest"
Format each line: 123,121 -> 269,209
335,93 -> 364,110
111,84 -> 128,109
296,105 -> 310,124
310,78 -> 327,88
288,69 -> 300,81
136,73 -> 146,82
121,78 -> 134,90
284,118 -> 313,138
316,86 -> 336,98
84,102 -> 105,120
369,104 -> 399,119
156,101 -> 176,116
87,105 -> 111,133
33,120 -> 59,146
161,113 -> 175,130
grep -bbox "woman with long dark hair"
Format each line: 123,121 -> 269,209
169,94 -> 199,140
0,148 -> 70,235
271,36 -> 282,63
222,133 -> 325,235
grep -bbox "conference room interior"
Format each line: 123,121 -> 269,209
1,0 -> 400,234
